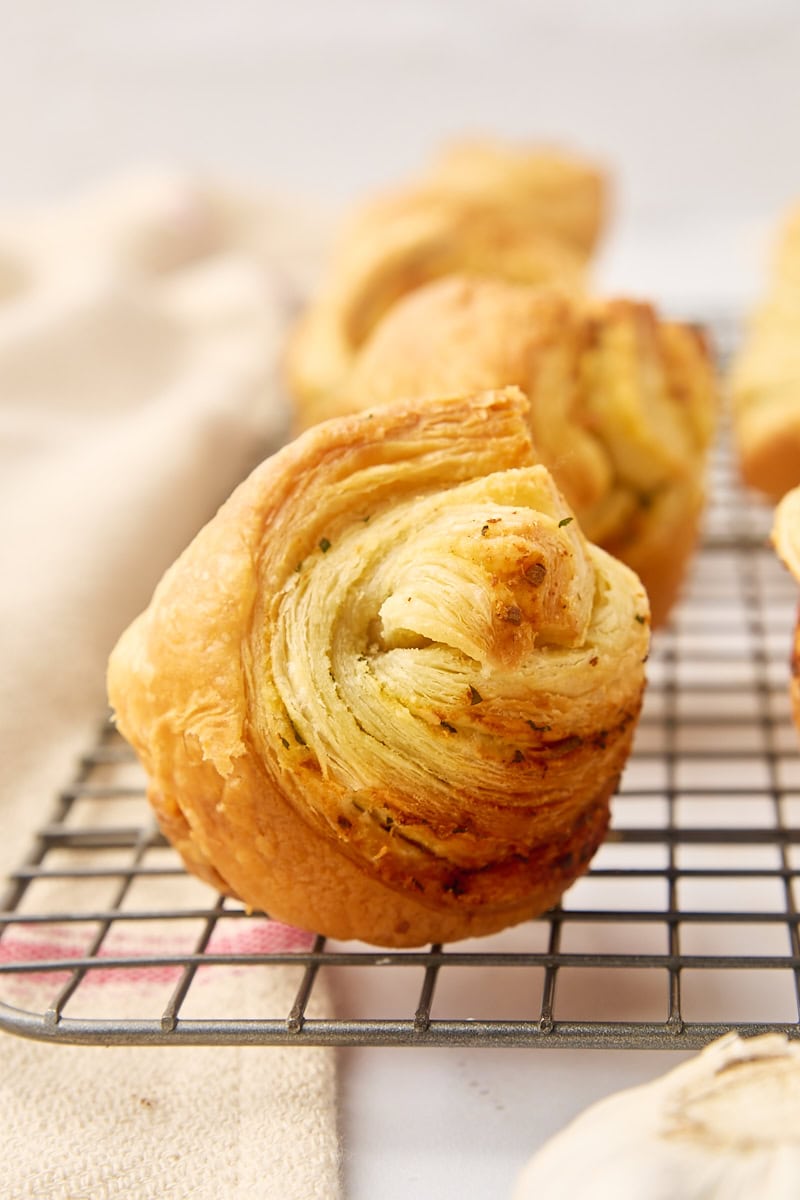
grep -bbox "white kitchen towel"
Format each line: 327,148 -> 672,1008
0,171 -> 342,1199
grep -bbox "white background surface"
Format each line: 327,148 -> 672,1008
2,0 -> 800,312
338,1046 -> 690,1197
1,1 -> 799,222
3,4 -> 800,1197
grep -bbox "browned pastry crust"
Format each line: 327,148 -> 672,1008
307,276 -> 717,626
285,139 -> 607,416
772,486 -> 800,729
731,203 -> 800,500
108,388 -> 649,947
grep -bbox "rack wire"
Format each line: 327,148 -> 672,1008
1,312 -> 799,1050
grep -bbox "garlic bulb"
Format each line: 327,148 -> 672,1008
513,1034 -> 800,1199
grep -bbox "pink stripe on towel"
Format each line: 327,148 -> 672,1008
0,917 -> 317,1000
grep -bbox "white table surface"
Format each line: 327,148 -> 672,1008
338,1045 -> 691,1197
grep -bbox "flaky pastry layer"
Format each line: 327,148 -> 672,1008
108,388 -> 649,946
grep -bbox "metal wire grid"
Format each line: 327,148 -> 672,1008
2,325 -> 800,1050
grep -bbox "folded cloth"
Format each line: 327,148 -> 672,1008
0,171 -> 341,1200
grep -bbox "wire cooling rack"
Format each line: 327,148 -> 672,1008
1,313 -> 799,1050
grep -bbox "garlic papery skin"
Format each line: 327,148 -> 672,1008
512,1034 -> 800,1200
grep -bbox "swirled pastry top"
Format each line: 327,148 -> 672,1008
730,200 -> 800,500
285,139 -> 606,414
108,387 -> 649,946
309,276 -> 717,625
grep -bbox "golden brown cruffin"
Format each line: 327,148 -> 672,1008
107,387 -> 649,948
771,485 -> 800,729
731,201 -> 800,500
307,275 -> 718,627
363,137 -> 607,257
285,139 -> 607,420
